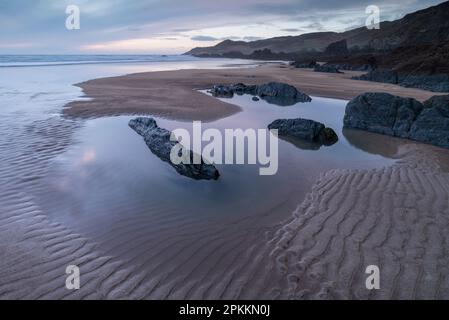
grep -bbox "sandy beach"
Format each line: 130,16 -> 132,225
64,64 -> 440,120
2,62 -> 449,300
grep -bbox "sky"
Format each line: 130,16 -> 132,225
0,0 -> 446,54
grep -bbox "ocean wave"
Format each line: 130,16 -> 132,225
0,55 -> 197,68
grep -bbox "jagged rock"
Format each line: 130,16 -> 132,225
314,65 -> 343,74
409,95 -> 449,148
324,63 -> 374,72
344,92 -> 449,149
255,82 -> 312,104
210,83 -> 256,97
209,82 -> 312,106
352,69 -> 399,84
129,117 -> 220,180
268,118 -> 338,146
400,74 -> 449,93
290,60 -> 318,68
343,92 -> 423,138
210,85 -> 235,98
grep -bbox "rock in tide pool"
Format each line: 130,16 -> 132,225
210,82 -> 311,106
255,82 -> 312,105
343,92 -> 423,138
344,92 -> 449,149
210,83 -> 257,98
410,95 -> 449,149
129,117 -> 219,180
268,118 -> 338,147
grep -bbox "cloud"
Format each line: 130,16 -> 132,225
0,0 -> 446,53
243,36 -> 263,41
191,35 -> 219,41
280,28 -> 301,32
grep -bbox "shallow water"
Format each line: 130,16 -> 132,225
0,57 -> 411,298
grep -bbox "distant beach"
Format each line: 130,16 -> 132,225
64,64 -> 439,120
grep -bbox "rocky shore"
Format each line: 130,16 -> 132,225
344,93 -> 449,149
353,70 -> 449,93
210,81 -> 312,106
268,118 -> 338,147
129,117 -> 220,180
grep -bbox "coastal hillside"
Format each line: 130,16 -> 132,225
185,1 -> 449,56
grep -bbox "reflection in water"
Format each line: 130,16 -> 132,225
278,135 -> 323,150
343,128 -> 411,159
344,128 -> 449,172
2,59 -> 404,289
210,83 -> 312,107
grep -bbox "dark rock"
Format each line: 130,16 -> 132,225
314,65 -> 343,74
344,92 -> 449,149
252,96 -> 260,101
400,74 -> 449,93
352,69 -> 449,93
210,85 -> 234,98
343,92 -> 423,138
268,118 -> 338,146
210,82 -> 312,106
325,63 -> 374,72
256,82 -> 312,105
290,60 -> 318,69
409,95 -> 449,148
129,117 -> 220,180
352,69 -> 399,84
210,83 -> 257,97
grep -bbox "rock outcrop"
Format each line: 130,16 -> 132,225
268,118 -> 338,146
210,82 -> 312,106
290,60 -> 318,69
314,65 -> 343,74
409,95 -> 449,148
129,117 -> 220,180
344,92 -> 449,149
255,82 -> 312,104
352,69 -> 399,84
353,67 -> 449,93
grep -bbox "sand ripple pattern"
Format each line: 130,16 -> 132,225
0,114 -> 283,299
269,145 -> 449,299
0,116 -> 145,299
1,109 -> 449,299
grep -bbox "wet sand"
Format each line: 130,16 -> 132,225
64,64 -> 442,120
2,64 -> 449,300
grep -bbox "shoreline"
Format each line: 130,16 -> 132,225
63,64 -> 445,120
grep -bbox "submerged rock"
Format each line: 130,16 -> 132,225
344,92 -> 449,149
209,82 -> 311,106
129,117 -> 220,180
268,118 -> 338,146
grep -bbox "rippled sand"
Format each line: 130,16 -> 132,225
2,64 -> 449,300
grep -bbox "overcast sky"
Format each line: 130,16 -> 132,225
0,0 -> 445,54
